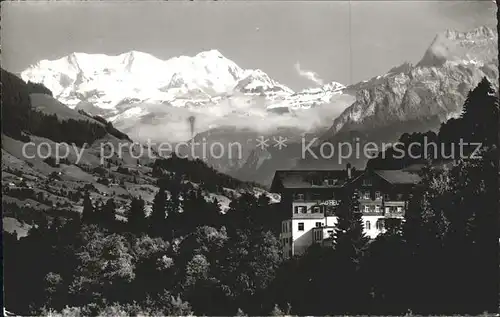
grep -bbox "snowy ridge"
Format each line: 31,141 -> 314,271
22,50 -> 250,110
21,49 -> 345,115
266,81 -> 345,110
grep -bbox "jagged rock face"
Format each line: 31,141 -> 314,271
323,26 -> 498,141
246,26 -> 498,179
418,26 -> 497,68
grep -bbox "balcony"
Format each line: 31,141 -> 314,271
362,211 -> 384,216
382,201 -> 405,217
384,213 -> 404,218
384,210 -> 405,218
312,226 -> 336,243
383,200 -> 406,207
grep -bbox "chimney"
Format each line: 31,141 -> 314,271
346,163 -> 352,179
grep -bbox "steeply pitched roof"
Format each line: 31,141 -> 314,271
374,170 -> 421,185
271,169 -> 364,191
402,160 -> 455,172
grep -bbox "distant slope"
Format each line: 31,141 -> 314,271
20,49 -> 343,112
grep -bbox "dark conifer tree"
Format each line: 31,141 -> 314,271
149,184 -> 168,237
165,175 -> 182,238
334,188 -> 368,262
126,196 -> 146,234
330,187 -> 370,314
206,197 -> 222,227
461,77 -> 498,147
100,198 -> 117,228
81,192 -> 94,223
180,188 -> 222,233
364,218 -> 406,314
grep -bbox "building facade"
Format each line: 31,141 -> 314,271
270,166 -> 421,259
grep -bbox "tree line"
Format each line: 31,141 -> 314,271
1,68 -> 132,146
367,77 -> 498,170
4,175 -> 283,316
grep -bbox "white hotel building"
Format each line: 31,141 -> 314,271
270,165 -> 421,259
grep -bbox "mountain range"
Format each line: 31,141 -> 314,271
19,26 -> 498,186
21,49 -> 345,117
20,48 -> 352,179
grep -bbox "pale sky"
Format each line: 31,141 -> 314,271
1,1 -> 497,91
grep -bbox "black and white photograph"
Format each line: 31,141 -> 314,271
1,0 -> 499,316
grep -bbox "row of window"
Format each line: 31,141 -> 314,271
358,191 -> 403,200
293,219 -> 388,233
359,191 -> 383,200
365,220 -> 384,230
310,179 -> 340,186
363,205 -> 403,213
385,206 -> 404,213
294,191 -> 404,201
313,229 -> 335,241
296,222 -> 323,231
294,205 -> 325,214
293,204 -> 403,214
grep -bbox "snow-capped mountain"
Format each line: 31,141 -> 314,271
21,49 -> 345,117
22,49 -> 253,109
21,49 -> 351,181
323,26 -> 498,139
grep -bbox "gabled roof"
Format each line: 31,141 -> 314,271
270,169 -> 364,191
402,160 -> 455,172
270,168 -> 421,192
373,170 -> 421,185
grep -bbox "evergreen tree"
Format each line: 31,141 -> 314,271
334,188 -> 368,263
331,187 -> 370,314
126,197 -> 146,234
149,185 -> 167,237
461,77 -> 498,147
207,197 -> 222,227
401,164 -> 450,313
364,218 -> 406,314
181,188 -> 221,232
82,192 -> 94,223
445,157 -> 498,313
165,177 -> 182,238
100,198 -> 117,228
